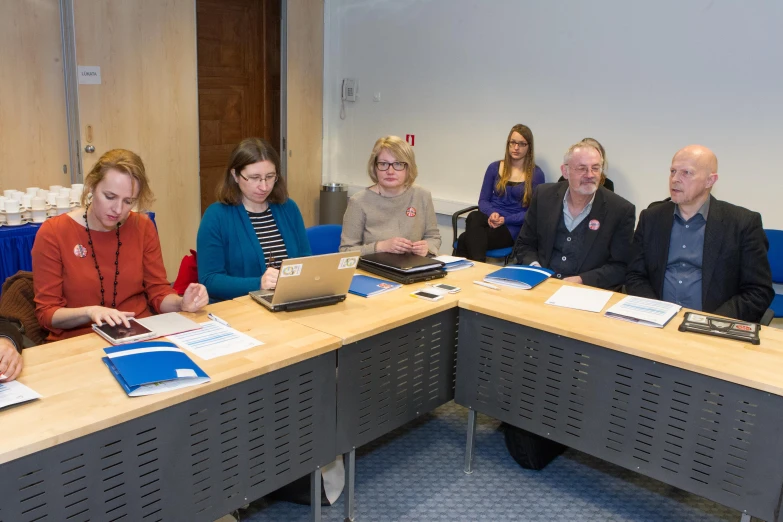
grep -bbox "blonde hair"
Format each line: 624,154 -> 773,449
366,136 -> 418,187
81,149 -> 154,211
498,124 -> 536,207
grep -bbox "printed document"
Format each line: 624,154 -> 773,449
604,296 -> 682,328
166,321 -> 263,360
0,380 -> 41,409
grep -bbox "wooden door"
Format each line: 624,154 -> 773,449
73,0 -> 200,278
285,0 -> 323,227
0,0 -> 71,189
197,0 -> 281,213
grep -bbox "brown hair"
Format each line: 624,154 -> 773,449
582,137 -> 607,186
81,149 -> 154,211
216,137 -> 288,205
497,124 -> 536,207
366,136 -> 418,187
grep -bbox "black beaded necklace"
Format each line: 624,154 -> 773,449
84,204 -> 122,308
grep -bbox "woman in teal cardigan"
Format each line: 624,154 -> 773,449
197,138 -> 311,301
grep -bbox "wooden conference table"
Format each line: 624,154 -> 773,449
3,262 -> 783,522
0,300 -> 341,522
234,262 -> 499,521
456,277 -> 783,522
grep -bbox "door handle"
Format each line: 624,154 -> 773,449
84,125 -> 95,153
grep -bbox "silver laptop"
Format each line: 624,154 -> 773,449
249,251 -> 359,312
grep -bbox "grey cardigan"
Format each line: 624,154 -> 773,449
339,185 -> 442,256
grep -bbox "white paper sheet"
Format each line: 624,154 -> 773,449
166,320 -> 263,360
545,285 -> 614,313
137,312 -> 202,337
434,255 -> 466,264
0,380 -> 41,409
433,255 -> 474,271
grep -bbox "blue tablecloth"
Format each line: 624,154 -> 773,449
0,212 -> 156,292
0,223 -> 41,287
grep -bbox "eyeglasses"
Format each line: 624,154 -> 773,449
237,172 -> 278,185
568,165 -> 602,175
508,140 -> 529,149
376,161 -> 407,171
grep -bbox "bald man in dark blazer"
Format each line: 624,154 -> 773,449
626,145 -> 773,323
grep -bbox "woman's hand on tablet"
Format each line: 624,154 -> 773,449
89,306 -> 135,328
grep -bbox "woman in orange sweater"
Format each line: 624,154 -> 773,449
32,149 -> 209,341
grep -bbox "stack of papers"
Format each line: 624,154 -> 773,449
434,255 -> 474,272
0,380 -> 41,410
545,286 -> 613,313
604,296 -> 682,328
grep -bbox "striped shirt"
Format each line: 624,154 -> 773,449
247,209 -> 288,268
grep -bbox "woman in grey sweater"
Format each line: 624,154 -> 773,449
340,136 -> 441,256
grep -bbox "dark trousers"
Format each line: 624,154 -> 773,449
455,211 -> 514,262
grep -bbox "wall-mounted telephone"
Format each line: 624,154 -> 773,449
342,78 -> 357,102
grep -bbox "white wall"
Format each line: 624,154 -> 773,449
323,0 -> 783,237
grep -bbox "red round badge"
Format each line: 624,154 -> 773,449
588,219 -> 600,231
73,244 -> 87,258
406,207 -> 417,217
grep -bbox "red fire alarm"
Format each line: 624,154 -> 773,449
405,134 -> 415,146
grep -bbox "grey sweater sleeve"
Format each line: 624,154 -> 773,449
421,190 -> 442,255
339,194 -> 376,255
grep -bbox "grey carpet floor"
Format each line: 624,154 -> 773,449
242,400 -> 750,522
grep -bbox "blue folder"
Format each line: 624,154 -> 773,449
349,274 -> 402,298
484,265 -> 554,289
101,341 -> 210,397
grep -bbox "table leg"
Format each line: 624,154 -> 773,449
464,408 -> 477,474
344,448 -> 356,521
311,466 -> 322,522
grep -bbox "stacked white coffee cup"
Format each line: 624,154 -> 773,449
0,184 -> 84,226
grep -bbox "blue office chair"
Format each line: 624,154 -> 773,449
451,206 -> 513,264
766,229 -> 783,318
306,224 -> 342,255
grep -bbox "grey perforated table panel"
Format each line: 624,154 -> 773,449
0,351 -> 336,522
336,308 -> 459,454
455,311 -> 783,522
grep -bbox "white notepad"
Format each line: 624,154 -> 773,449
136,312 -> 202,337
545,285 -> 614,313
